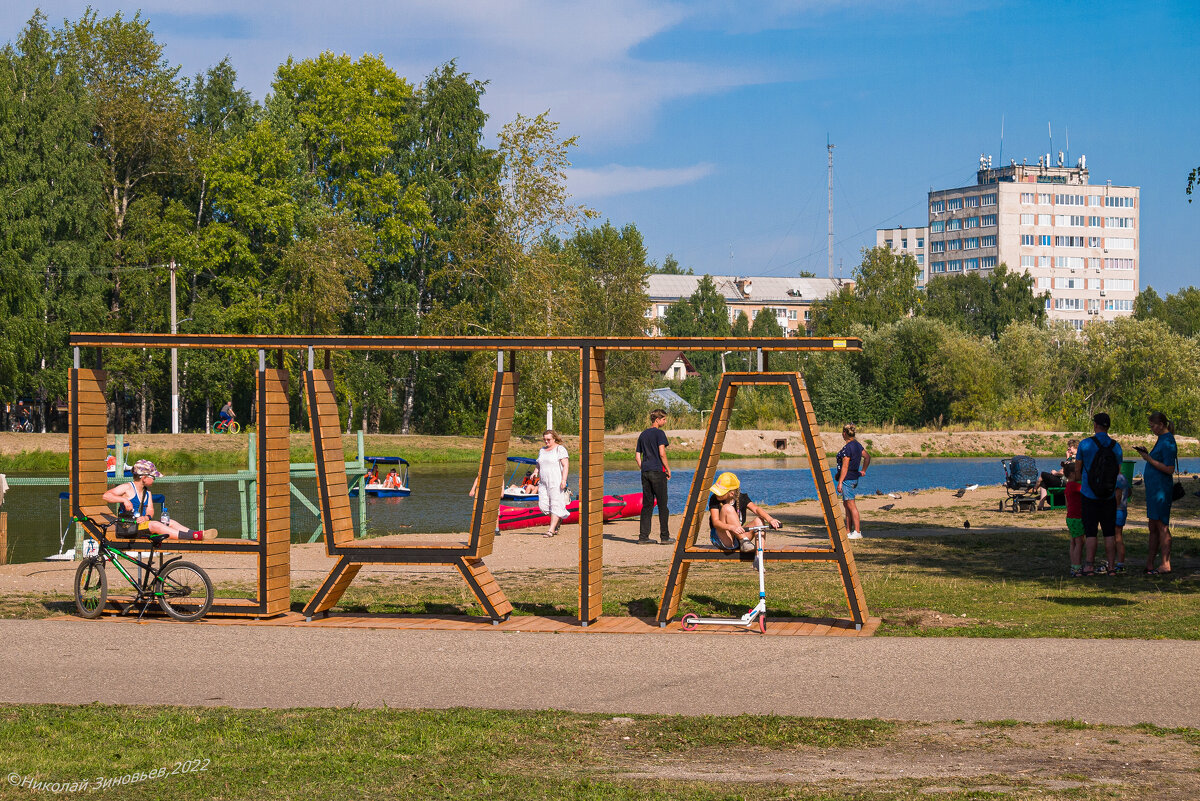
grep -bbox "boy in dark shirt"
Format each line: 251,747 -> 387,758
635,409 -> 672,544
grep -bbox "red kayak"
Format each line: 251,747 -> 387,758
498,492 -> 644,531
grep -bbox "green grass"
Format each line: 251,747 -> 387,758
265,526 -> 1200,639
0,705 -> 899,801
3,705 -> 1189,800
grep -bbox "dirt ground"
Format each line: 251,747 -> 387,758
5,481 -> 1197,596
606,721 -> 1200,799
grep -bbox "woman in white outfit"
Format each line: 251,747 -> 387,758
535,429 -> 569,537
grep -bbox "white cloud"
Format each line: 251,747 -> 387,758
566,162 -> 715,199
2,0 -> 761,146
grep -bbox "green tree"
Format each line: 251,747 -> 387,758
812,246 -> 920,334
653,254 -> 692,274
59,10 -> 188,314
0,12 -> 108,419
1134,285 -> 1200,338
923,263 -> 1047,339
750,308 -> 785,337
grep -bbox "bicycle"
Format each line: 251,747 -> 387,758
9,417 -> 33,433
73,519 -> 214,622
212,418 -> 241,434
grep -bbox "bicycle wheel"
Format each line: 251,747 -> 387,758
227,420 -> 241,434
156,561 -> 213,622
74,557 -> 108,619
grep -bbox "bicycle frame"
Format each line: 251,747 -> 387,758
91,535 -> 186,620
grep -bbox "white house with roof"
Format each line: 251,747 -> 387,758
644,274 -> 848,336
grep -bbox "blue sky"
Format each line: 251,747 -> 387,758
6,1 -> 1198,291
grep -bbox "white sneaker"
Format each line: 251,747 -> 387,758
847,530 -> 863,539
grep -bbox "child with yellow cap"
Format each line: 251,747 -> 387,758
708,471 -> 781,553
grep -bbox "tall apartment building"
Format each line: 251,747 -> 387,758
875,226 -> 928,288
879,157 -> 1140,327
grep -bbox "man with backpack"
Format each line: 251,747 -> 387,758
1076,412 -> 1123,576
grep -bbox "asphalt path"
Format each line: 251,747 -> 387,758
4,620 -> 1199,726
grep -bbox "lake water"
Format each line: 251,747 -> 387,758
5,456 -> 1197,564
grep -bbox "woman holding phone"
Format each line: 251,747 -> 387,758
1136,411 -> 1177,575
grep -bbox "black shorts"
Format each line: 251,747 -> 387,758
1080,495 -> 1116,539
1040,472 -> 1064,489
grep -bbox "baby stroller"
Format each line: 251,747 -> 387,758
1000,455 -> 1040,512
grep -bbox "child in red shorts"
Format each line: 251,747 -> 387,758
1064,460 -> 1084,576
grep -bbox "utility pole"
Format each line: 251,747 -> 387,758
170,259 -> 179,434
827,137 -> 835,278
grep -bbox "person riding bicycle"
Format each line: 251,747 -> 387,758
218,399 -> 235,429
101,460 -> 217,540
708,471 -> 782,553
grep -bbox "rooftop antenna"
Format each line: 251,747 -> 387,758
827,136 -> 835,278
1048,121 -> 1053,168
999,114 -> 1004,167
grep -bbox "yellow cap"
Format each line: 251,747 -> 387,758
709,471 -> 740,496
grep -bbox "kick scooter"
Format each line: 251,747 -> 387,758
680,525 -> 772,634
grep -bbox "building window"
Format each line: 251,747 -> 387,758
1089,216 -> 1102,227
1038,214 -> 1051,226
949,259 -> 962,271
885,239 -> 893,249
1055,256 -> 1086,269
948,198 -> 963,211
1054,236 -> 1086,247
930,200 -> 944,213
930,241 -> 946,253
1106,278 -> 1135,291
1039,235 -> 1052,246
788,309 -> 797,320
1106,237 -> 1135,250
1105,299 -> 1134,311
1089,195 -> 1102,207
982,193 -> 997,206
965,258 -> 980,270
1021,234 -> 1035,246
1021,256 -> 1036,268
917,254 -> 924,265
948,239 -> 962,251
1105,196 -> 1135,208
901,238 -> 908,248
965,217 -> 979,228
965,195 -> 980,208
1104,258 -> 1136,270
1038,193 -> 1052,205
1021,214 -> 1035,225
1021,192 -> 1035,204
930,221 -> 944,233
1037,276 -> 1051,289
981,235 -> 997,247
1039,256 -> 1050,268
1088,237 -> 1102,247
1088,258 -> 1101,269
964,237 -> 979,249
980,256 -> 996,268
1055,194 -> 1086,206
947,219 -> 962,231
931,261 -> 945,273
1087,278 -> 1102,290
917,237 -> 925,248
1105,217 -> 1135,228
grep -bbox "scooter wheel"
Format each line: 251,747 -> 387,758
680,613 -> 698,632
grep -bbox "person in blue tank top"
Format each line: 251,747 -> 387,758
1135,411 -> 1177,575
102,460 -> 217,540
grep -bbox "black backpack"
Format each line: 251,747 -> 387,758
1086,437 -> 1120,498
